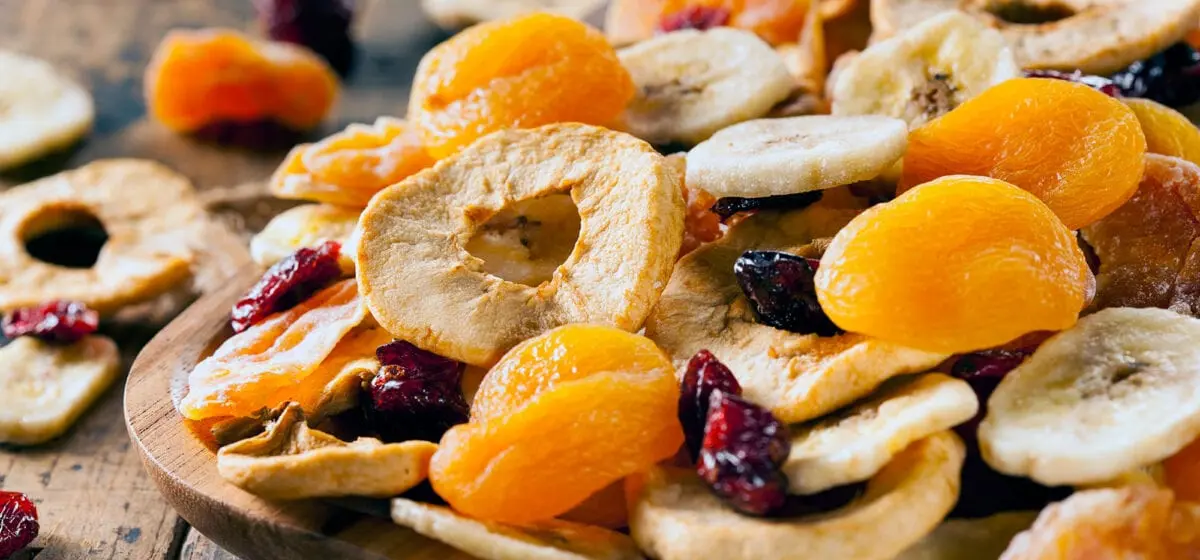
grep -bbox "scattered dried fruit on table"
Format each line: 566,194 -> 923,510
0,491 -> 39,559
900,77 -> 1146,230
256,0 -> 356,76
1123,98 -> 1200,166
817,175 -> 1091,354
980,307 -> 1200,486
2,301 -> 98,344
231,240 -> 344,333
249,204 -> 359,271
430,325 -> 684,525
1081,154 -> 1200,316
679,350 -> 742,460
181,279 -> 365,420
270,117 -> 435,208
0,50 -> 94,171
356,124 -> 683,366
0,335 -> 119,445
697,391 -> 791,516
408,13 -> 633,158
145,28 -> 338,134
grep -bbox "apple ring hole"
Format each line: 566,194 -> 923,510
21,204 -> 108,269
983,0 -> 1076,24
463,194 -> 582,287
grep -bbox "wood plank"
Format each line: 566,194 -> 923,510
181,528 -> 240,560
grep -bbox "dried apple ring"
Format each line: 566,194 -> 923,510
356,124 -> 684,366
0,159 -> 201,314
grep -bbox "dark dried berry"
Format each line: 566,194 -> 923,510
952,450 -> 1071,519
680,350 -> 742,461
2,301 -> 98,344
1023,69 -> 1122,97
776,482 -> 864,517
364,342 -> 468,443
949,347 -> 1035,442
711,191 -> 822,221
659,5 -> 731,33
231,241 -> 343,333
0,491 -> 39,559
1111,43 -> 1200,108
698,391 -> 791,516
256,0 -> 355,77
735,250 -> 841,336
189,119 -> 308,152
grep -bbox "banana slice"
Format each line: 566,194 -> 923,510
391,498 -> 643,560
786,373 -> 978,494
686,115 -> 908,198
249,203 -> 359,271
617,28 -> 793,146
0,335 -> 119,445
421,0 -> 606,28
0,50 -> 94,170
980,307 -> 1200,486
628,432 -> 965,560
831,10 -> 1019,129
217,403 -> 436,500
895,511 -> 1039,560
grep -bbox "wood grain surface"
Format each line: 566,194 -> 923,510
0,1 -> 449,558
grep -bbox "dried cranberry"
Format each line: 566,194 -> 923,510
697,391 -> 791,516
364,341 -> 468,443
190,119 -> 308,152
0,491 -> 39,559
949,347 -> 1035,442
256,0 -> 356,77
734,250 -> 841,337
711,191 -> 822,221
680,350 -> 742,461
1023,69 -> 1122,97
2,301 -> 98,344
1111,43 -> 1200,108
659,5 -> 732,33
231,241 -> 343,333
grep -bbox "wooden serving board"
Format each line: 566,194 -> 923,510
124,266 -> 476,560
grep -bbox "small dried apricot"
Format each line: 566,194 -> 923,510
271,117 -> 435,207
1081,154 -> 1200,315
900,77 -> 1146,230
145,29 -> 338,133
816,176 -> 1090,354
1123,98 -> 1200,167
408,13 -> 634,159
430,325 -> 683,525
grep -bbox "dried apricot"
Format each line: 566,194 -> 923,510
900,77 -> 1146,230
408,13 -> 633,159
1123,98 -> 1200,167
816,176 -> 1091,354
270,117 -> 435,207
430,325 -> 683,525
1165,437 -> 1200,501
145,29 -> 338,133
606,0 -> 845,47
1081,154 -> 1200,315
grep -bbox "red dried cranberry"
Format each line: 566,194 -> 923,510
1111,43 -> 1200,108
2,301 -> 98,344
949,347 -> 1035,442
231,241 -> 343,333
711,191 -> 822,221
659,5 -> 731,33
189,119 -> 308,152
0,491 -> 39,559
364,341 -> 468,443
697,391 -> 791,516
256,0 -> 356,77
1023,69 -> 1122,97
734,250 -> 841,337
680,350 -> 742,460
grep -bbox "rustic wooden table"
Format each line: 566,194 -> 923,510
0,1 -> 448,557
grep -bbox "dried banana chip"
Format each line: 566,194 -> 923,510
391,498 -> 642,560
0,335 -> 119,445
217,403 -> 436,500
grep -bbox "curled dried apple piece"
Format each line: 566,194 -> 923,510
179,279 -> 365,420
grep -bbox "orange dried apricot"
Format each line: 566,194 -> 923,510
180,279 -> 364,420
900,78 -> 1146,230
145,29 -> 338,133
1123,98 -> 1200,167
558,480 -> 630,529
607,0 -> 846,47
430,325 -> 683,525
1082,154 -> 1200,315
1165,437 -> 1200,501
271,117 -> 435,207
816,175 -> 1091,354
408,13 -> 634,159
